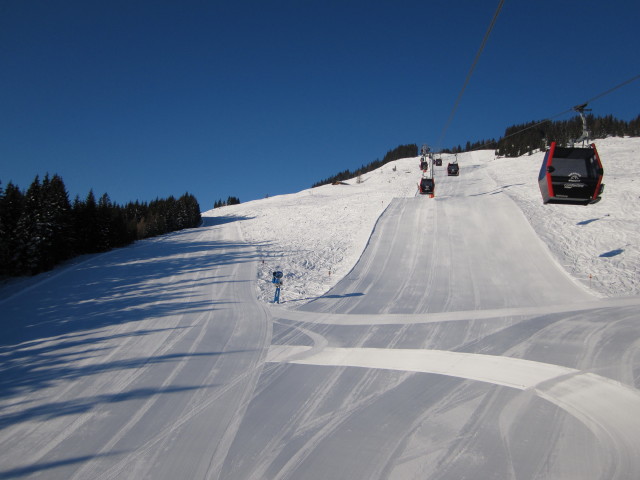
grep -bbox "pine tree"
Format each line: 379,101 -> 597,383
73,190 -> 100,254
96,193 -> 113,250
41,174 -> 72,268
14,176 -> 45,274
0,182 -> 5,273
0,182 -> 25,274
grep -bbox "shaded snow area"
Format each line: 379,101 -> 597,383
204,137 -> 640,304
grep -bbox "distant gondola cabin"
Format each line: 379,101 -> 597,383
419,177 -> 435,195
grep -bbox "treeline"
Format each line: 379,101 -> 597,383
442,139 -> 497,154
213,196 -> 240,208
306,115 -> 639,189
0,174 -> 201,277
312,144 -> 418,187
496,113 -> 640,157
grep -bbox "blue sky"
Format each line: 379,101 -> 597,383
1,0 -> 639,210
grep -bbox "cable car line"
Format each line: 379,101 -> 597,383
435,0 -> 506,152
424,0 -> 637,207
532,73 -> 640,140
447,73 -> 640,154
437,74 -> 639,206
582,73 -> 640,106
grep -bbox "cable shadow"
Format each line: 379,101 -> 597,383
282,292 -> 365,304
322,292 -> 365,299
468,183 -> 526,197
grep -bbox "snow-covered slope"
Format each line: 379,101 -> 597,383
203,137 -> 640,303
2,137 -> 639,480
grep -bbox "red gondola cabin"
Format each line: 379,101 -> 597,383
538,142 -> 604,205
418,177 -> 435,196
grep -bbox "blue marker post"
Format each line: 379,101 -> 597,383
272,271 -> 283,304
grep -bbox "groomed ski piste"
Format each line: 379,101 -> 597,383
1,137 -> 640,479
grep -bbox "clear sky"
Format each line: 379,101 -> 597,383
1,0 -> 639,210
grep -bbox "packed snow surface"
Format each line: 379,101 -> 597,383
2,136 -> 640,480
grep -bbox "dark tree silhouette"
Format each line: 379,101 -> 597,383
0,174 -> 203,277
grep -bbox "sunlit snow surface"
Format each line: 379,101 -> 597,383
205,137 -> 640,303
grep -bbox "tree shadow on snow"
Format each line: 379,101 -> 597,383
201,214 -> 254,227
0,374 -> 235,430
0,229 -> 267,422
0,452 -> 125,479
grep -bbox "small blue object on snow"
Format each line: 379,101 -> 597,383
272,271 -> 283,303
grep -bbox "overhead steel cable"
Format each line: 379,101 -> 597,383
453,73 -> 640,154
435,0 -> 506,151
583,73 -> 640,105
